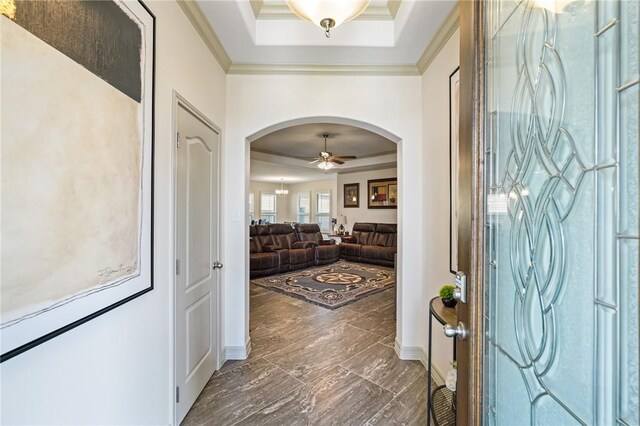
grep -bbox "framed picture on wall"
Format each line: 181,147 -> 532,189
343,183 -> 360,208
1,0 -> 155,362
368,178 -> 397,209
449,66 -> 460,274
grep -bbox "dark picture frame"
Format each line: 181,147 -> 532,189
1,0 -> 155,362
449,66 -> 460,274
343,183 -> 360,208
367,178 -> 398,209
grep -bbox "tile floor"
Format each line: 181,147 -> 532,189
182,284 -> 429,426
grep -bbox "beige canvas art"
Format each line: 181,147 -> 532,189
1,19 -> 142,324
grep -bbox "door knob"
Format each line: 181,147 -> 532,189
212,261 -> 223,270
443,321 -> 469,340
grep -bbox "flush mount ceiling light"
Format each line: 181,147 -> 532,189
285,0 -> 370,38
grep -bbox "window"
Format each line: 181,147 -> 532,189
297,193 -> 310,223
249,193 -> 255,222
260,193 -> 276,223
316,192 -> 331,233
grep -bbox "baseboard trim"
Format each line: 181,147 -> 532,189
225,338 -> 251,360
395,340 -> 445,386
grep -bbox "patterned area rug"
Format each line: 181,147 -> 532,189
251,261 -> 395,309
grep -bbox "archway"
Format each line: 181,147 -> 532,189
243,116 -> 405,356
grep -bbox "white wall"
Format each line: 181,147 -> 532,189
0,2 -> 227,424
421,28 -> 460,379
337,168 -> 398,230
249,181 -> 292,222
224,75 -> 423,359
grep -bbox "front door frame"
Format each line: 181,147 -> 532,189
171,91 -> 223,425
458,1 -> 486,424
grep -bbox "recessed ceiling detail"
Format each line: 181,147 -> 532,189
196,0 -> 457,66
250,123 -> 398,182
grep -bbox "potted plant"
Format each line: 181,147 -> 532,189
439,285 -> 457,308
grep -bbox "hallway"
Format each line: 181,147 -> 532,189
182,285 -> 428,425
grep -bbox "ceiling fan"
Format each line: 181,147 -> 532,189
308,133 -> 356,170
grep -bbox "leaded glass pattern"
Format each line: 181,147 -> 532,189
482,1 -> 639,424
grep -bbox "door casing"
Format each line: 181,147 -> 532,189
171,91 -> 223,425
457,1 -> 486,425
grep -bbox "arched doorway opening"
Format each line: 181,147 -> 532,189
244,116 -> 405,356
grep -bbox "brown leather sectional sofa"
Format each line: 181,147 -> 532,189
249,222 -> 397,278
339,223 -> 397,267
295,223 -> 340,265
249,224 -> 316,278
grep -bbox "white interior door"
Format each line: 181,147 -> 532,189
175,102 -> 220,424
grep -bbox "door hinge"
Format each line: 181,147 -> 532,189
177,132 -> 181,149
176,259 -> 181,275
176,386 -> 180,403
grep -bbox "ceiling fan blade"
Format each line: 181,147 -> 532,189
329,159 -> 344,165
308,159 -> 320,164
331,155 -> 357,160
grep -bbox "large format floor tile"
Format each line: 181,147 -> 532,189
237,366 -> 393,426
181,280 -> 429,426
181,358 -> 303,426
340,343 -> 425,395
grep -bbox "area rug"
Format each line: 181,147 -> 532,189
251,261 -> 394,309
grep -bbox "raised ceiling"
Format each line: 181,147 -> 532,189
251,123 -> 397,159
196,0 -> 457,68
250,123 -> 397,182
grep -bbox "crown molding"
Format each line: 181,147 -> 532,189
177,0 -> 232,72
387,0 -> 402,19
179,0 -> 456,77
228,63 -> 420,76
416,3 -> 460,74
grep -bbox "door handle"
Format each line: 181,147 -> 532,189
443,321 -> 469,340
212,261 -> 223,270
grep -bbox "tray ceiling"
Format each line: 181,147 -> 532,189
197,0 -> 457,67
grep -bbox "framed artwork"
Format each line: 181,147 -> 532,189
449,66 -> 460,274
368,178 -> 398,209
343,183 -> 360,208
1,0 -> 155,362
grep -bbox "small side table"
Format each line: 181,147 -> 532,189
427,297 -> 456,426
326,234 -> 343,243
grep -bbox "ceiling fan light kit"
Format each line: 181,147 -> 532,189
310,133 -> 357,171
285,0 -> 370,38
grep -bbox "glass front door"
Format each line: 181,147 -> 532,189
482,0 -> 638,424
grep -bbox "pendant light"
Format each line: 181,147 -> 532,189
285,0 -> 370,38
275,179 -> 289,197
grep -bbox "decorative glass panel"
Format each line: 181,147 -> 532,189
483,1 -> 639,424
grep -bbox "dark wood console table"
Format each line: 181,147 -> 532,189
427,297 -> 456,426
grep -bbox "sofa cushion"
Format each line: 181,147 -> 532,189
295,223 -> 324,243
274,233 -> 297,249
373,233 -> 391,247
376,223 -> 397,234
361,245 -> 382,260
379,247 -> 397,262
353,231 -> 374,245
250,252 -> 279,269
340,242 -> 361,257
316,244 -> 340,260
352,223 -> 377,233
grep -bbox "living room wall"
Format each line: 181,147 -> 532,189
249,181 -> 292,222
0,2 -> 227,424
337,167 -> 398,231
287,178 -> 338,230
